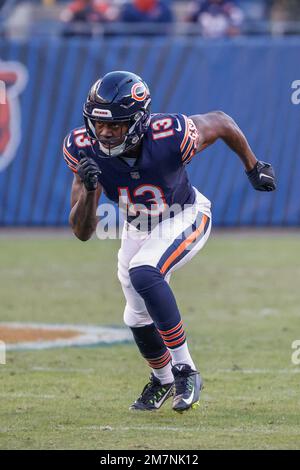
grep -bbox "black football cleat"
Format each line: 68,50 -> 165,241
172,363 -> 203,412
129,373 -> 174,411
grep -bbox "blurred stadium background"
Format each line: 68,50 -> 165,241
0,0 -> 300,226
0,0 -> 300,451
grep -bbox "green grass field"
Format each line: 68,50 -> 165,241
0,231 -> 300,450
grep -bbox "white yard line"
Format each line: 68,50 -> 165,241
0,392 -> 56,399
216,368 -> 300,374
31,366 -> 95,373
78,424 -> 300,435
2,424 -> 299,436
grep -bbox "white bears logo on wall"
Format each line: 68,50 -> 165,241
0,60 -> 28,172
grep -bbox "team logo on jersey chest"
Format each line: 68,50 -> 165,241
0,60 -> 28,172
130,170 -> 140,179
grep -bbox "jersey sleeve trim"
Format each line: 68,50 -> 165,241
63,136 -> 78,174
179,115 -> 200,165
180,115 -> 190,153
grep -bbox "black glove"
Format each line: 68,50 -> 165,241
77,151 -> 101,192
246,161 -> 276,192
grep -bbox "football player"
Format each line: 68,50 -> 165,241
63,71 -> 276,412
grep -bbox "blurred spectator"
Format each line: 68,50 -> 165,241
271,0 -> 300,21
188,0 -> 244,38
120,0 -> 173,24
270,0 -> 300,34
236,0 -> 271,21
60,0 -> 118,36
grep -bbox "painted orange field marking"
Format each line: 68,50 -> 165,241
0,326 -> 80,344
0,322 -> 133,350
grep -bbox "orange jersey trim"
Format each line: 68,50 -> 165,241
180,115 -> 189,153
182,139 -> 194,162
63,155 -> 77,173
63,145 -> 78,165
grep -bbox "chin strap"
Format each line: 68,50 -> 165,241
98,140 -> 127,157
87,114 -> 145,157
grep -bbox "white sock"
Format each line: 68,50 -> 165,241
169,342 -> 196,370
152,362 -> 174,385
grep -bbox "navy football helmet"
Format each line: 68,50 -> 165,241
83,71 -> 151,158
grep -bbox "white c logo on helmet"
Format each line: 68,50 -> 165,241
131,82 -> 147,102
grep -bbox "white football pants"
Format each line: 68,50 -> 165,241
117,187 -> 212,328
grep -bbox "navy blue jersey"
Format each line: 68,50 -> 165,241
63,113 -> 200,224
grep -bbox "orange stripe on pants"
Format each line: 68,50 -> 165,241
160,214 -> 208,275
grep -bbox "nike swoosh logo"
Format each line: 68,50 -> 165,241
182,388 -> 194,406
259,173 -> 274,180
175,119 -> 182,133
154,389 -> 172,408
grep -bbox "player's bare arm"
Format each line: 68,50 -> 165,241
69,173 -> 102,242
190,111 -> 256,170
190,112 -> 276,191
